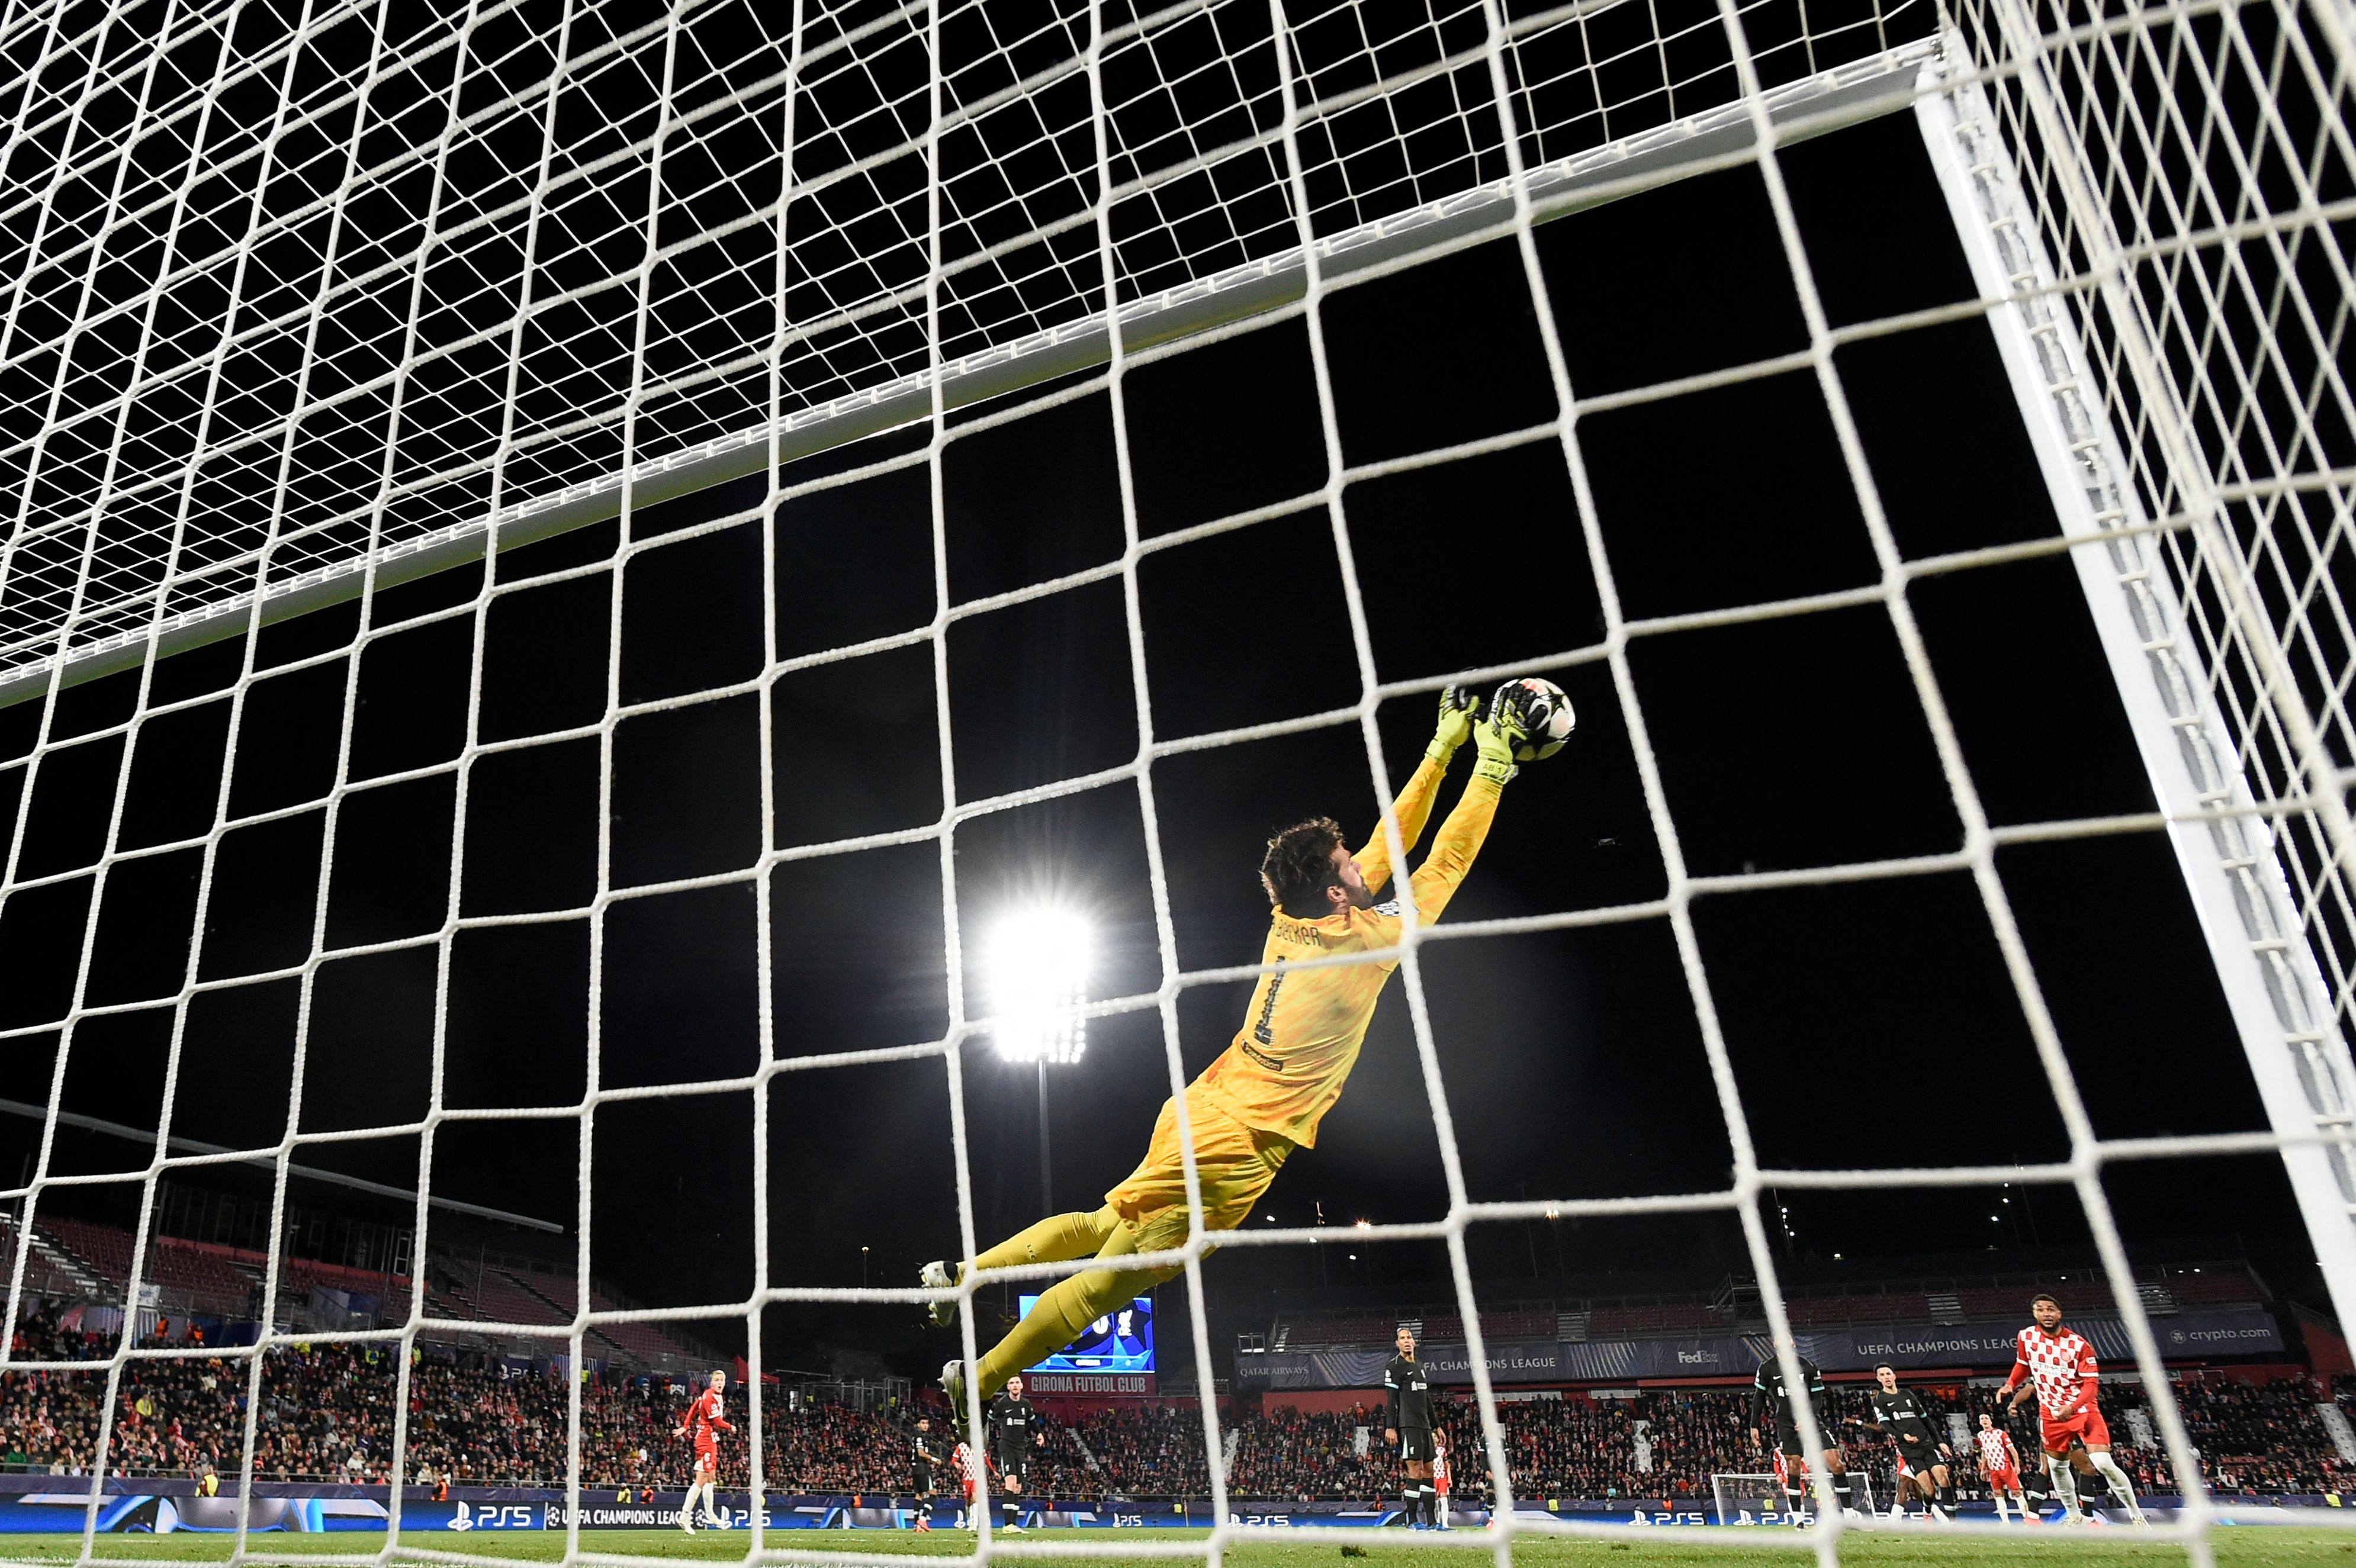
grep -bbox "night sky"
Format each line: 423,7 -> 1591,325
0,99 -> 2319,1387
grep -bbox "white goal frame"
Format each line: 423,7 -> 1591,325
1918,15 -> 2356,1338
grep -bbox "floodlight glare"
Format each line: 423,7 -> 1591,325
985,904 -> 1094,1064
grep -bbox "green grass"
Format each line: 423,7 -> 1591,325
5,1528 -> 2356,1566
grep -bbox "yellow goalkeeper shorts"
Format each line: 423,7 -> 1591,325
1105,1087 -> 1293,1250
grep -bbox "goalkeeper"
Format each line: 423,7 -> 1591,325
930,681 -> 1554,1408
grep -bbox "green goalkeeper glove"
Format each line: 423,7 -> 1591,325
1472,681 -> 1537,784
1426,684 -> 1483,764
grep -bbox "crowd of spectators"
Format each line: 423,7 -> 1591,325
6,1295 -> 2352,1499
1026,1405 -> 1213,1496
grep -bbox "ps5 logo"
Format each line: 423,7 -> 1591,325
446,1502 -> 533,1531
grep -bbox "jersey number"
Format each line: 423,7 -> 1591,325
1253,959 -> 1287,1046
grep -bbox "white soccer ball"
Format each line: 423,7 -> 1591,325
1495,677 -> 1574,762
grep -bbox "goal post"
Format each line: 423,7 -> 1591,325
1915,14 -> 2356,1342
1710,1470 -> 1876,1524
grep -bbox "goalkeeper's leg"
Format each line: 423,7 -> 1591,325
947,1090 -> 1287,1400
973,1208 -> 1184,1399
924,1209 -> 1121,1328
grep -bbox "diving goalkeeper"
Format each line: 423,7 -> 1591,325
930,681 -> 1555,1408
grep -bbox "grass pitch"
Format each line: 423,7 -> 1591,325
6,1528 -> 2356,1566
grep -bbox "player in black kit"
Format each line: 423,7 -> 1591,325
1857,1364 -> 1953,1518
1748,1351 -> 1854,1517
907,1415 -> 941,1530
1384,1326 -> 1436,1529
986,1375 -> 1040,1533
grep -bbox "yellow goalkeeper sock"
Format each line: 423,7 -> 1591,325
971,1206 -> 1120,1277
974,1215 -> 1179,1399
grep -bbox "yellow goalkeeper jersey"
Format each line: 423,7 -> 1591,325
1192,757 -> 1503,1148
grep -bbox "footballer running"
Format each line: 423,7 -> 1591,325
1998,1293 -> 2147,1525
925,680 -> 1568,1408
1858,1363 -> 1953,1519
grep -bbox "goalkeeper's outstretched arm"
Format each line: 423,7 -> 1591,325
1354,685 -> 1481,897
1399,684 -> 1541,928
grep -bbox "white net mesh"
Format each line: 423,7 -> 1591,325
0,0 -> 1930,693
0,0 -> 2351,1559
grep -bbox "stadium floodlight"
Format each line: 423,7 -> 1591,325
986,903 -> 1094,1213
983,903 -> 1094,1066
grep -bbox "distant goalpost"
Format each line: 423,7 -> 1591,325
0,0 -> 2350,1559
1709,1470 -> 1878,1525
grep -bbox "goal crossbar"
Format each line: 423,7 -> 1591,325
0,41 -> 1935,714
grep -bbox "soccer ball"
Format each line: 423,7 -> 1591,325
1494,677 -> 1575,762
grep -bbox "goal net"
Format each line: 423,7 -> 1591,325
0,0 -> 2351,1559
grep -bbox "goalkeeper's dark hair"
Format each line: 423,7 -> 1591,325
1262,816 -> 1347,917
2031,1292 -> 2060,1308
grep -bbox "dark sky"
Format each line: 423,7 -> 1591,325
0,98 -> 2320,1385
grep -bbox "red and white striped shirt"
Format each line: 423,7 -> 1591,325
1432,1445 -> 1451,1493
952,1441 -> 988,1486
2008,1325 -> 2097,1419
1976,1427 -> 2018,1473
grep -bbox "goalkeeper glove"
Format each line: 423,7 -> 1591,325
1427,684 -> 1483,764
1473,681 -> 1538,784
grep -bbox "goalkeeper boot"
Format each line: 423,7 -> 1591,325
941,1357 -> 970,1415
920,1260 -> 957,1328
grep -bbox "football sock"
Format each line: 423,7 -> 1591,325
2089,1454 -> 2143,1521
1833,1474 -> 1854,1511
971,1206 -> 1121,1276
1994,1494 -> 2011,1522
1423,1485 -> 1438,1524
1403,1489 -> 1419,1525
2046,1457 -> 2082,1517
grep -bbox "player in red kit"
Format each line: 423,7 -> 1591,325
1998,1295 -> 2145,1524
1975,1413 -> 2030,1523
677,1369 -> 734,1532
950,1438 -> 989,1530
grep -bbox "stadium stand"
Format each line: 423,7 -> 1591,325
454,1267 -> 568,1328
1583,1302 -> 1730,1335
1258,1263 -> 2269,1350
5,1284 -> 2345,1499
4,1215 -> 712,1373
0,1219 -> 92,1304
36,1219 -> 133,1293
